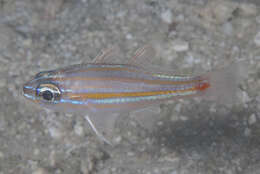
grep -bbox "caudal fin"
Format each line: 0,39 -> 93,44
199,60 -> 248,105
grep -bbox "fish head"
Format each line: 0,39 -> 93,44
23,70 -> 63,110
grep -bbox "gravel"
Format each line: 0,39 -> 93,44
0,0 -> 259,173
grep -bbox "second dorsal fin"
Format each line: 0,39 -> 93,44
129,45 -> 182,76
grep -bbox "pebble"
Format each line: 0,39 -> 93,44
256,16 -> 260,24
239,91 -> 251,104
80,158 -> 95,174
113,136 -> 122,144
74,123 -> 84,137
171,171 -> 177,174
239,3 -> 257,16
0,151 -> 4,159
33,148 -> 40,156
248,114 -> 257,125
184,53 -> 201,65
45,0 -> 64,19
254,31 -> 260,47
126,33 -> 133,40
127,151 -> 135,156
48,127 -> 64,140
80,162 -> 89,174
0,24 -> 15,49
209,104 -> 217,113
174,103 -> 182,112
213,1 -> 237,23
256,95 -> 260,103
0,54 -> 11,64
199,1 -> 237,24
161,9 -> 173,24
0,78 -> 7,88
49,151 -> 56,167
170,114 -> 178,122
32,168 -> 49,174
179,116 -> 188,121
171,40 -> 189,52
244,127 -> 251,137
23,39 -> 32,47
222,22 -> 233,36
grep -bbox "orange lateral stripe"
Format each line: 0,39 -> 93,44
67,88 -> 197,100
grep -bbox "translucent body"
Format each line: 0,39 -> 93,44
23,63 -> 207,113
22,46 -> 246,145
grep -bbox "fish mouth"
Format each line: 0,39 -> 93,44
23,83 -> 36,100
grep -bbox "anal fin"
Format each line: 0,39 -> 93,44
84,112 -> 119,146
130,106 -> 162,132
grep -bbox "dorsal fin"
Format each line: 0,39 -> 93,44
129,45 -> 183,76
92,45 -> 124,64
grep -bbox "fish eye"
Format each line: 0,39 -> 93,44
42,90 -> 54,101
36,83 -> 61,102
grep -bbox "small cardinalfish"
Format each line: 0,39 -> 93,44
22,46 -> 247,145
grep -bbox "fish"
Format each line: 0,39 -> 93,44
22,46 -> 247,145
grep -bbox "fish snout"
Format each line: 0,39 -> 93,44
23,82 -> 36,100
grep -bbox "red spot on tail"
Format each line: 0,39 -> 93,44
196,81 -> 210,91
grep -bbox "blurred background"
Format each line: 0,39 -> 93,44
0,0 -> 259,173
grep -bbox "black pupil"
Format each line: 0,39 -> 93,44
42,90 -> 53,101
